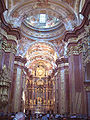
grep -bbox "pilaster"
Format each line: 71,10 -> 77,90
13,56 -> 27,112
67,36 -> 86,114
56,57 -> 69,114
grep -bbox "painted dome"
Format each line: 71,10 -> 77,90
24,14 -> 60,30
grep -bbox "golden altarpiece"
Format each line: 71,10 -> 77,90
25,63 -> 55,113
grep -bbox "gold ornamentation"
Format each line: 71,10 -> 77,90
36,65 -> 45,78
84,24 -> 90,36
84,86 -> 90,91
82,24 -> 90,67
67,45 -> 79,56
0,28 -> 17,42
0,40 -> 17,54
67,24 -> 90,57
67,42 -> 83,56
0,65 -> 11,106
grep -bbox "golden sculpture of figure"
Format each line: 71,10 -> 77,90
2,65 -> 10,81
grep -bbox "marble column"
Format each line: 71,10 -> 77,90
67,41 -> 85,114
13,56 -> 27,112
54,73 -> 59,113
56,57 -> 69,114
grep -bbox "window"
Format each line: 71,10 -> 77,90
39,14 -> 46,23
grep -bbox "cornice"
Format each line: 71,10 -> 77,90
0,27 -> 17,43
0,0 -> 21,40
0,0 -> 6,14
64,0 -> 90,42
81,0 -> 90,17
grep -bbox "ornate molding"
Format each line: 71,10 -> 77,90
83,55 -> 90,67
14,56 -> 27,69
67,24 -> 90,59
56,57 -> 68,65
0,0 -> 21,40
64,0 -> 90,42
0,64 -> 11,106
15,56 -> 27,64
82,24 -> 90,66
0,64 -> 11,85
0,38 -> 17,54
0,27 -> 17,42
84,86 -> 90,91
67,43 -> 83,56
67,45 -> 79,56
68,31 -> 86,44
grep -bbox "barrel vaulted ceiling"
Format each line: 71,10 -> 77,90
3,0 -> 85,75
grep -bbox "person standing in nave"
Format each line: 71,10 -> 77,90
41,113 -> 49,120
13,112 -> 25,120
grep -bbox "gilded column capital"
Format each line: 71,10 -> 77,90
0,37 -> 17,54
67,42 -> 83,56
84,24 -> 90,37
83,55 -> 90,67
82,24 -> 90,66
67,23 -> 90,57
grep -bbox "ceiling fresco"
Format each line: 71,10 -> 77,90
3,0 -> 85,75
25,42 -> 57,76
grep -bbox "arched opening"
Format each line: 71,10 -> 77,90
23,42 -> 57,113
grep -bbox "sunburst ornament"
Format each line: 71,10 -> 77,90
36,65 -> 45,77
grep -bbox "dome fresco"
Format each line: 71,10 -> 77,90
3,0 -> 83,73
3,0 -> 81,41
24,14 -> 60,29
25,42 -> 57,72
